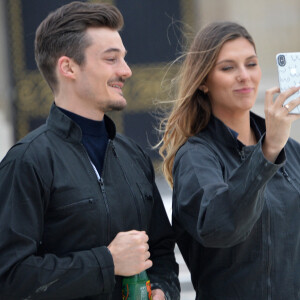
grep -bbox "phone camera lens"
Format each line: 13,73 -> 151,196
278,55 -> 286,67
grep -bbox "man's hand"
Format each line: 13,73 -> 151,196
107,230 -> 152,276
152,288 -> 166,300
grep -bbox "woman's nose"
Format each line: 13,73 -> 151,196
237,68 -> 250,82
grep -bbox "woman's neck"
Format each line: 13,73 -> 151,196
215,111 -> 257,146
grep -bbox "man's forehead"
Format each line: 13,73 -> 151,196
86,27 -> 126,53
102,47 -> 127,55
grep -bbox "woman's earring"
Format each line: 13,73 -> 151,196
199,85 -> 208,93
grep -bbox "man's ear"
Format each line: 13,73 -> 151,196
199,84 -> 208,93
57,56 -> 76,80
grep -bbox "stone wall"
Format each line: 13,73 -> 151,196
0,1 -> 13,160
1,0 -> 300,161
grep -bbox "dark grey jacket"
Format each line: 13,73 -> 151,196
173,113 -> 300,299
0,104 -> 179,299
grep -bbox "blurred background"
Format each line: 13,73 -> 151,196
0,0 -> 299,299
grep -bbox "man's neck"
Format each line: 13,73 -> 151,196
55,100 -> 104,121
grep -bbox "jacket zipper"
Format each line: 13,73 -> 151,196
266,199 -> 272,300
281,167 -> 300,200
239,149 -> 245,161
282,168 -> 291,183
227,128 -> 245,161
80,142 -> 111,244
98,177 -> 110,244
111,143 -> 142,230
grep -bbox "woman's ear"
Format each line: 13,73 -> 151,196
199,85 -> 208,93
57,56 -> 76,80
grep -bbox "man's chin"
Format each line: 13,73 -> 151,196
106,100 -> 127,112
109,105 -> 126,112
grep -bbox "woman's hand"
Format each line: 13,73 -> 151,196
263,86 -> 300,162
152,288 -> 166,300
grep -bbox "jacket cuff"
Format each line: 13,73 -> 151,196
92,246 -> 115,293
274,147 -> 286,164
260,134 -> 286,165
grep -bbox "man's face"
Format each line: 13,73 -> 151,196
73,27 -> 132,118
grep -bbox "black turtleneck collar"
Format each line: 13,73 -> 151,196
46,103 -> 117,176
57,105 -> 110,176
58,107 -> 107,138
46,103 -> 116,141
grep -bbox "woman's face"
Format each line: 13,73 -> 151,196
204,37 -> 261,119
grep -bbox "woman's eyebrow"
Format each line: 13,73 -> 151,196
216,55 -> 258,65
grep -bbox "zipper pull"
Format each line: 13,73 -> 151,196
281,168 -> 291,182
99,177 -> 107,196
239,149 -> 245,160
111,143 -> 117,157
99,177 -> 104,189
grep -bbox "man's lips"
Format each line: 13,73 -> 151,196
108,82 -> 124,90
108,81 -> 125,97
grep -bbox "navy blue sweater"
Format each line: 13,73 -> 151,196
58,107 -> 108,176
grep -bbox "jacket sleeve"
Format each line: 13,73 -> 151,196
0,156 -> 115,299
173,136 -> 285,248
142,154 -> 180,300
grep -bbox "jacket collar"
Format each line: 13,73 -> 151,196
202,111 -> 266,149
46,103 -> 116,142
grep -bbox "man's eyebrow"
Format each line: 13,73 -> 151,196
102,48 -> 128,55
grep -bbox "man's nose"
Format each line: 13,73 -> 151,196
118,60 -> 132,79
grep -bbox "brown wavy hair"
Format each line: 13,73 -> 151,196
35,1 -> 123,93
158,21 -> 256,187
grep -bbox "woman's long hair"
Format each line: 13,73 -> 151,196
158,21 -> 256,187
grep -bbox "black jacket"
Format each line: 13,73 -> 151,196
173,113 -> 300,299
0,104 -> 179,299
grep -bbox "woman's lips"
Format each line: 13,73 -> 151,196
234,87 -> 254,94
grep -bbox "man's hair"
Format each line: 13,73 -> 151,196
34,1 -> 124,93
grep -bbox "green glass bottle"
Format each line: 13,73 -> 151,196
122,270 -> 152,300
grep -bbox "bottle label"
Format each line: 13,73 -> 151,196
146,280 -> 152,299
122,280 -> 152,300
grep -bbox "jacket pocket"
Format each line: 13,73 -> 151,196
49,197 -> 96,213
47,187 -> 96,214
44,190 -> 99,254
136,182 -> 154,230
282,169 -> 300,209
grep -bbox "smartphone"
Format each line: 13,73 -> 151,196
276,52 -> 300,114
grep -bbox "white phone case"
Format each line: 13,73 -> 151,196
276,52 -> 300,114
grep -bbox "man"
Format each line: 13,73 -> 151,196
0,2 -> 180,299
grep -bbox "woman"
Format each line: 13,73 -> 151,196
159,22 -> 300,299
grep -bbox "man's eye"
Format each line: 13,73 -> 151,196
106,58 -> 116,62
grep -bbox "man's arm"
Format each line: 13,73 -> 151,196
0,158 -> 115,299
146,163 -> 180,300
113,136 -> 181,299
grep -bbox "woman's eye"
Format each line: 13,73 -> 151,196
247,62 -> 257,67
222,66 -> 233,71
